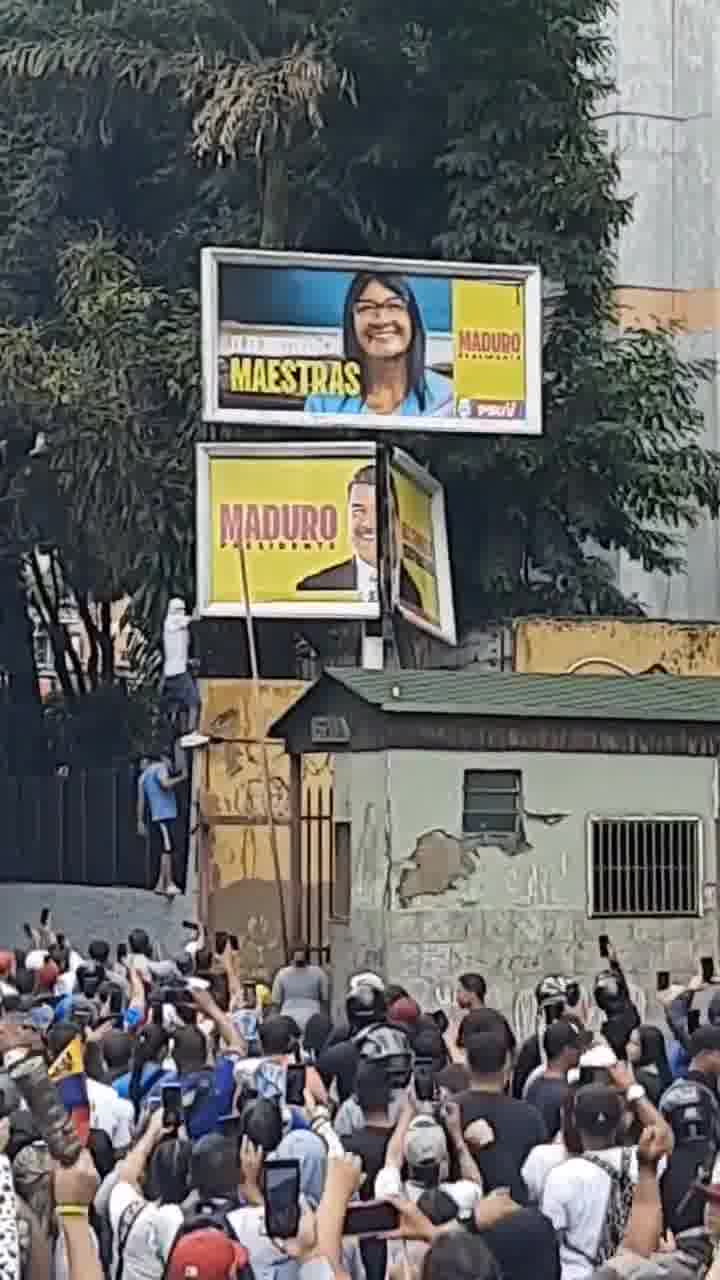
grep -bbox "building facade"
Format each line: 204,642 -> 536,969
605,0 -> 720,616
272,668 -> 720,1034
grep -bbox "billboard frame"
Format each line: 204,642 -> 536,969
196,439 -> 379,621
201,248 -> 542,436
390,447 -> 457,646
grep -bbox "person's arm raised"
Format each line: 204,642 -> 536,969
614,1126 -> 672,1259
608,1063 -> 674,1154
191,986 -> 246,1054
53,1150 -> 102,1280
115,1107 -> 169,1193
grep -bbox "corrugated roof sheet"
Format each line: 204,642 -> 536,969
324,668 -> 720,723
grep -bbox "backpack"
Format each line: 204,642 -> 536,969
581,1149 -> 634,1264
161,1199 -> 243,1280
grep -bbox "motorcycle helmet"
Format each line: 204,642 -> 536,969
355,1023 -> 413,1089
346,981 -> 386,1033
660,1079 -> 720,1146
593,970 -> 624,1016
535,975 -> 568,1023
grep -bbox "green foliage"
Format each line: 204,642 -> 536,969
0,0 -> 717,754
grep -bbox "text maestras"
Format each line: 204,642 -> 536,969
228,357 -> 361,398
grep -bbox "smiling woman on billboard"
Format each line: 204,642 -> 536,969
304,272 -> 453,418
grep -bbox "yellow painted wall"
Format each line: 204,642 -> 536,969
197,679 -> 333,975
514,618 -> 720,677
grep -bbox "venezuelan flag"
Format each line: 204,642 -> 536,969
48,1037 -> 90,1145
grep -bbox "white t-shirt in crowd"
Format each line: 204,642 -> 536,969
108,1182 -> 182,1280
522,1141 -> 568,1203
87,1079 -> 134,1151
163,614 -> 190,677
541,1146 -> 666,1280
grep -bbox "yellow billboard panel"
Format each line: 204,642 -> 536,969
452,280 -> 525,419
198,442 -> 379,619
390,449 -> 455,644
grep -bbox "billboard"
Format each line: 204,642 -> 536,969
201,249 -> 542,436
390,449 -> 456,645
197,441 -> 380,619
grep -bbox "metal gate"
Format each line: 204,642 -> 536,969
0,765 -> 189,890
300,785 -> 334,963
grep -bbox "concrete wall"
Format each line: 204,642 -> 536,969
339,747 -> 719,1035
0,883 -> 193,957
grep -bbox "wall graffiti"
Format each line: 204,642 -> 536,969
427,979 -> 648,1041
198,679 -> 333,967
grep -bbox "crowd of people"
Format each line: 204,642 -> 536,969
0,917 -> 719,1280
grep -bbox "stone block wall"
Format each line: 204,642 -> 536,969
385,907 -> 718,1038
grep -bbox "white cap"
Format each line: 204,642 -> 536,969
349,972 -> 385,994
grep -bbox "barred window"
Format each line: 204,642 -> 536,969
589,817 -> 701,917
462,770 -> 522,837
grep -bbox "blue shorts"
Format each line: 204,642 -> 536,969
162,671 -> 200,712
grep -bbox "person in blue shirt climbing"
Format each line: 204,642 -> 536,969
305,271 -> 453,418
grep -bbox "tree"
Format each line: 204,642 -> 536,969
0,0 -> 717,717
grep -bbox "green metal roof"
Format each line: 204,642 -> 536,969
323,668 -> 720,723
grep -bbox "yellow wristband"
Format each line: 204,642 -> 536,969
56,1206 -> 89,1218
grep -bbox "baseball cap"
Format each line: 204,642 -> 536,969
166,1230 -> 250,1280
574,1084 -> 623,1139
388,997 -> 421,1027
405,1115 -> 448,1168
35,960 -> 59,991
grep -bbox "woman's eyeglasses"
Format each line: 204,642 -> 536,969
353,299 -> 408,318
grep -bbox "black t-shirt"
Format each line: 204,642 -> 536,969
525,1074 -> 568,1139
343,1126 -> 393,1280
513,1035 -> 541,1099
456,1089 -> 547,1204
343,1124 -> 393,1193
436,1062 -> 471,1094
480,1207 -> 560,1280
317,1039 -> 358,1101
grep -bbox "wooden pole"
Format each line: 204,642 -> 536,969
237,540 -> 290,963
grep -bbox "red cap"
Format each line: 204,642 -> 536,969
388,996 -> 421,1025
166,1231 -> 249,1280
35,960 -> 59,992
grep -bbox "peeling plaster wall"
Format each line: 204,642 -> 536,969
340,748 -> 719,1031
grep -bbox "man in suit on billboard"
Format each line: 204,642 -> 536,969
297,463 -> 422,608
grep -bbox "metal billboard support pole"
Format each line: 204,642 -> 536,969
361,442 -> 393,670
237,540 -> 291,963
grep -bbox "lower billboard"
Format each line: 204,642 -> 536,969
196,441 -> 456,643
197,441 -> 379,619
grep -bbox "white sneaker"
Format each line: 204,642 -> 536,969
165,883 -> 181,899
179,731 -> 210,749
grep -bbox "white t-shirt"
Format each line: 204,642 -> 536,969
108,1182 -> 183,1280
541,1147 -> 665,1280
163,614 -> 190,677
522,1141 -> 568,1203
87,1079 -> 134,1151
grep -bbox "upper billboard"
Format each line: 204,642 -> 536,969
201,249 -> 542,436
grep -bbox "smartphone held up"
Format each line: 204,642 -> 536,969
264,1160 -> 301,1239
